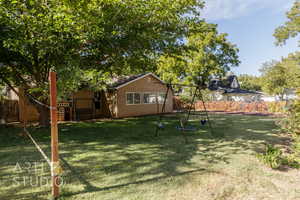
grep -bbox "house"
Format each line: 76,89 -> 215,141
71,73 -> 173,120
107,73 -> 173,118
208,75 -> 261,102
5,73 -> 173,121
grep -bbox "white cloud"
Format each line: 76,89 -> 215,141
202,0 -> 294,21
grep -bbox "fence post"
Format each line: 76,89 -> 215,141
49,71 -> 60,199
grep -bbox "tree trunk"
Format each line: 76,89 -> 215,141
36,104 -> 50,127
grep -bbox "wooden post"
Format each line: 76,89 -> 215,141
49,71 -> 59,199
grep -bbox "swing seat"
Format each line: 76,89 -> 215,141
200,120 -> 207,125
176,126 -> 197,131
157,123 -> 165,129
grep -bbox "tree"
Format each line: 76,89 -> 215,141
72,0 -> 205,75
238,74 -> 262,91
259,53 -> 300,99
274,0 -> 300,45
280,52 -> 300,88
0,0 -> 205,126
260,61 -> 287,99
156,22 -> 240,87
0,0 -> 81,126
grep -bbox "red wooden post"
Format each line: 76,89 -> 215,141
49,71 -> 59,199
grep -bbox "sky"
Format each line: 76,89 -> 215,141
201,0 -> 299,76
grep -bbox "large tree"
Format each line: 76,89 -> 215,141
274,0 -> 300,45
260,61 -> 288,99
0,0 -> 81,125
238,74 -> 262,91
156,22 -> 240,86
260,53 -> 300,99
0,0 -> 205,126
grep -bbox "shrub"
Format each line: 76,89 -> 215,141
262,89 -> 300,169
257,144 -> 283,169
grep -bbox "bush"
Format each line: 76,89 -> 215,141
257,144 -> 283,169
285,105 -> 300,135
267,102 -> 287,113
260,89 -> 300,169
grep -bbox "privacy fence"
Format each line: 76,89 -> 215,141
0,100 -> 19,122
174,98 -> 287,114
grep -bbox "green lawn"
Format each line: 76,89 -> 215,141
1,113 -> 300,200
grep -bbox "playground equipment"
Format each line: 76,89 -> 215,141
155,81 -> 214,142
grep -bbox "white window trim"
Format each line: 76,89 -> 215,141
126,92 -> 142,105
143,92 -> 157,104
125,92 -> 168,105
157,92 -> 167,104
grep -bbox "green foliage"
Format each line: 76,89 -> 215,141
157,22 -> 240,86
270,90 -> 300,170
0,0 -> 209,125
274,0 -> 300,46
259,52 -> 300,98
238,74 -> 262,91
259,61 -> 288,98
0,0 -> 206,87
0,0 -> 81,104
281,89 -> 300,135
257,144 -> 283,169
267,102 -> 287,114
281,153 -> 300,169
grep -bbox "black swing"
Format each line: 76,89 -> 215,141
176,85 -> 207,132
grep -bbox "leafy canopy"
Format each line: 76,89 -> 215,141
157,22 -> 240,86
274,0 -> 300,46
259,52 -> 300,98
238,74 -> 262,91
0,0 -> 81,100
0,0 -> 206,97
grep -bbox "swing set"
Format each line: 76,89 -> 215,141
155,81 -> 214,142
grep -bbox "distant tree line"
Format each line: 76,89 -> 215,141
238,52 -> 300,100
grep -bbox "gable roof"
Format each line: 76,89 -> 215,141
110,73 -> 166,90
209,75 -> 240,91
208,75 -> 260,95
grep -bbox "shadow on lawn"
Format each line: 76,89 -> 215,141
0,114 -> 287,199
60,153 -> 208,197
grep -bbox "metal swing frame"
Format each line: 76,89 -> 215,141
155,83 -> 214,141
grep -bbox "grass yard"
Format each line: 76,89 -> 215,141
0,113 -> 300,200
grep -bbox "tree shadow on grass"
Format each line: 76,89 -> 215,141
0,113 -> 286,199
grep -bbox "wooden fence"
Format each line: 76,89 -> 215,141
174,98 -> 287,114
1,100 -> 19,122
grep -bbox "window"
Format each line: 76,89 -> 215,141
157,93 -> 167,104
143,93 -> 157,104
126,93 -> 141,105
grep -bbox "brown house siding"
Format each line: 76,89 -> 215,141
8,74 -> 173,121
115,75 -> 173,118
72,89 -> 111,120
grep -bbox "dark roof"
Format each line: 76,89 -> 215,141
209,75 -> 240,90
208,75 -> 259,95
109,73 -> 147,88
108,73 -> 166,89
